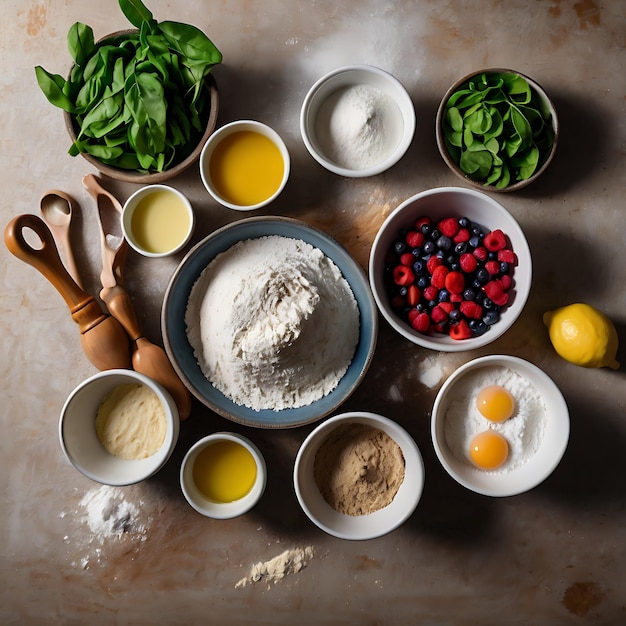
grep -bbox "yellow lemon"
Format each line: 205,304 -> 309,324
543,303 -> 619,369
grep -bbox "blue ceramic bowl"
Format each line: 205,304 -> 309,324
162,216 -> 378,428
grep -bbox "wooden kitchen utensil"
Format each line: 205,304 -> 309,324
4,213 -> 132,371
83,174 -> 192,420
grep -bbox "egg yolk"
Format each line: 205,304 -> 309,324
469,430 -> 509,470
476,385 -> 515,422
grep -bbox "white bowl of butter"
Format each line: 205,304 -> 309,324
122,184 -> 195,257
59,369 -> 180,486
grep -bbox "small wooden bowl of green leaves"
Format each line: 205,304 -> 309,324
436,69 -> 558,192
35,0 -> 221,184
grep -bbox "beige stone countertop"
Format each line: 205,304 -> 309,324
1,1 -> 625,624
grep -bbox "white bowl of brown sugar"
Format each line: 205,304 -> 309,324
294,412 -> 424,540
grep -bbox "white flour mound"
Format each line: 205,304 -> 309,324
185,236 -> 360,411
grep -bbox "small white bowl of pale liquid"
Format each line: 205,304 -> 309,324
122,184 -> 195,257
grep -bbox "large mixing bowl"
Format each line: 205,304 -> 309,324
162,217 -> 378,428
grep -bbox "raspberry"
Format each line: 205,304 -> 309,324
459,253 -> 477,273
405,230 -> 424,248
444,270 -> 465,294
400,252 -> 414,266
431,265 -> 449,289
460,300 -> 483,319
485,260 -> 501,275
450,293 -> 463,303
393,265 -> 414,286
499,274 -> 513,290
450,319 -> 472,340
423,285 -> 439,301
473,246 -> 488,261
438,301 -> 455,314
497,248 -> 516,264
407,285 -> 420,307
411,312 -> 431,333
437,217 -> 460,237
407,308 -> 420,323
453,228 -> 471,244
426,255 -> 444,274
482,280 -> 509,306
431,305 -> 449,323
414,216 -> 431,230
484,229 -> 507,251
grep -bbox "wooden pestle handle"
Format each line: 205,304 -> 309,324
100,285 -> 192,420
4,214 -> 132,371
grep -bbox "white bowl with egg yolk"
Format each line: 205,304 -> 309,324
431,355 -> 570,497
59,369 -> 180,486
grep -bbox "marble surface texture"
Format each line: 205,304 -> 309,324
1,1 -> 625,624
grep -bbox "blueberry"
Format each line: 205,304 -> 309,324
482,297 -> 495,310
427,300 -> 437,309
488,251 -> 497,260
399,286 -> 408,296
417,276 -> 428,289
423,240 -> 436,255
470,223 -> 483,236
455,242 -> 468,255
438,289 -> 450,302
411,247 -> 422,257
472,278 -> 482,289
394,240 -> 406,255
446,254 -> 457,266
463,288 -> 476,301
483,310 -> 500,325
500,261 -> 510,274
420,224 -> 432,236
429,228 -> 441,241
450,262 -> 460,271
476,268 -> 489,283
475,291 -> 485,305
468,235 -> 481,249
470,320 -> 488,336
437,235 -> 452,251
458,217 -> 470,228
449,309 -> 461,322
413,260 -> 425,274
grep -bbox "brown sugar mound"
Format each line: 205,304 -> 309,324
313,423 -> 406,516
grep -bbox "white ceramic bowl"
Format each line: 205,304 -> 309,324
122,184 -> 195,257
199,120 -> 290,210
369,186 -> 532,352
436,68 -> 558,192
162,216 -> 378,428
180,432 -> 267,519
431,355 -> 569,497
300,65 -> 415,177
294,412 -> 425,540
59,369 -> 180,486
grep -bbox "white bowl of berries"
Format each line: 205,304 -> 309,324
368,187 -> 532,351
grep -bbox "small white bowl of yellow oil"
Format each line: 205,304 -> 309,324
180,432 -> 267,519
199,120 -> 290,211
122,184 -> 195,257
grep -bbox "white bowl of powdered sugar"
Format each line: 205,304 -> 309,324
162,217 -> 378,428
431,355 -> 569,497
300,65 -> 415,177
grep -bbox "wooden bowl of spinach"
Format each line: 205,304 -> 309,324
436,69 -> 558,192
35,0 -> 221,183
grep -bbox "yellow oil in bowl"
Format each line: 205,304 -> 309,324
192,439 -> 258,503
129,188 -> 192,255
208,130 -> 284,207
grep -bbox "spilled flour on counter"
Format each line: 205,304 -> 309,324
61,485 -> 152,570
235,546 -> 314,589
